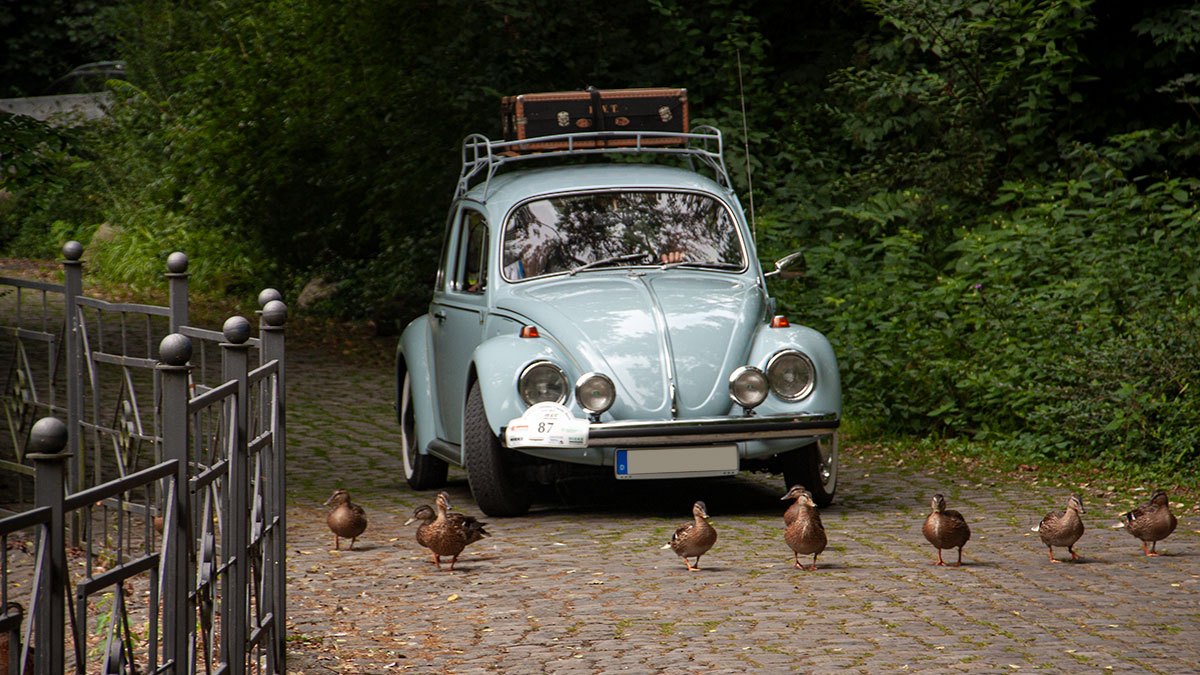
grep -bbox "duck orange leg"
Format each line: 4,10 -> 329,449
807,554 -> 819,571
932,548 -> 946,566
951,547 -> 964,567
333,535 -> 340,551
687,556 -> 703,572
1047,546 -> 1060,563
448,554 -> 459,571
1068,546 -> 1081,561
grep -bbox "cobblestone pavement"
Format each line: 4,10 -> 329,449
283,344 -> 1199,674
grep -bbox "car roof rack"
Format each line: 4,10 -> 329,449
455,126 -> 731,201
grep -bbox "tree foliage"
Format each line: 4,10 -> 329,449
3,0 -> 1199,470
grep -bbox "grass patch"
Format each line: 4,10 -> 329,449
842,433 -> 1200,515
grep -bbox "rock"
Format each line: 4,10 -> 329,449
297,277 -> 337,309
88,222 -> 121,245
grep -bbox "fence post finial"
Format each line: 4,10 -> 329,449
165,252 -> 189,333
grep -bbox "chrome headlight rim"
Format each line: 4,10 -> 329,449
517,360 -> 569,406
766,349 -> 817,402
574,371 -> 616,415
728,365 -> 769,409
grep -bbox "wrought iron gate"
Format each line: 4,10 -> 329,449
1,242 -> 288,673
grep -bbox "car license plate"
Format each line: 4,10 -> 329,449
614,445 -> 738,479
505,402 -> 589,448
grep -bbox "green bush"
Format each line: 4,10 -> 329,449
0,114 -> 105,256
772,159 -> 1200,471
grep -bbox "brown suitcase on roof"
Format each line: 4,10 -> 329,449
501,87 -> 688,150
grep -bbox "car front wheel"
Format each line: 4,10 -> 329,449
400,371 -> 447,490
780,434 -> 838,507
464,380 -> 532,516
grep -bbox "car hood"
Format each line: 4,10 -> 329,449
500,273 -> 764,418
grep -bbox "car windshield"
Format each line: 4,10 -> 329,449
502,191 -> 745,280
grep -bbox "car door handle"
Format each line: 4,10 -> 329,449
433,310 -> 447,322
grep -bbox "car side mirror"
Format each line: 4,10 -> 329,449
763,251 -> 805,279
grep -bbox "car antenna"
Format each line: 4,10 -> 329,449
737,49 -> 756,239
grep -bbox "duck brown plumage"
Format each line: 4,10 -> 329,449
922,493 -> 970,566
324,489 -> 367,550
404,501 -> 490,566
661,501 -> 717,571
420,492 -> 490,570
1032,494 -> 1085,562
1114,489 -> 1177,556
782,486 -> 827,570
405,505 -> 437,551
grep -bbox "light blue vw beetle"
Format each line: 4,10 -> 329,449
396,126 -> 841,516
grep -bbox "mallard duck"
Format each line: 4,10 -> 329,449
1112,489 -> 1178,556
661,501 -> 717,571
922,493 -> 970,566
421,492 -> 490,570
783,487 -> 826,570
404,502 -> 490,566
1032,494 -> 1085,562
324,489 -> 367,550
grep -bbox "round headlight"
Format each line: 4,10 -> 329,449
728,366 -> 769,409
766,350 -> 816,401
518,361 -> 568,406
575,372 -> 616,415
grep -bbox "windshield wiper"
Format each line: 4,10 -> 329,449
660,260 -> 744,271
568,252 -> 651,276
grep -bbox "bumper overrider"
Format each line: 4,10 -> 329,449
503,410 -> 839,448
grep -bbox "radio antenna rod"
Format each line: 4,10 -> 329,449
736,49 -> 756,238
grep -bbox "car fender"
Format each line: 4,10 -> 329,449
397,315 -> 440,454
747,324 -> 842,417
471,334 -> 570,435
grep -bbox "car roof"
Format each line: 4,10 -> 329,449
464,162 -> 734,213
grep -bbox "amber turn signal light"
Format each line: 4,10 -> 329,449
520,325 -> 540,338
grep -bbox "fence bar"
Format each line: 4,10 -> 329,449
62,243 -> 84,512
220,317 -> 251,675
28,417 -> 69,674
62,459 -> 178,512
259,291 -> 287,670
76,553 -> 159,597
158,334 -> 194,672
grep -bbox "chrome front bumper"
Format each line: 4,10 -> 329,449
579,411 -> 839,447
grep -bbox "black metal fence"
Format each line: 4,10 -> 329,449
0,243 -> 287,674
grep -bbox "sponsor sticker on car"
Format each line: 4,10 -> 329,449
505,402 -> 589,448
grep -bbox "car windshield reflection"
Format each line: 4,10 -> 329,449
502,191 -> 745,281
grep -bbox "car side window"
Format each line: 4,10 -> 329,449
454,209 -> 488,294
